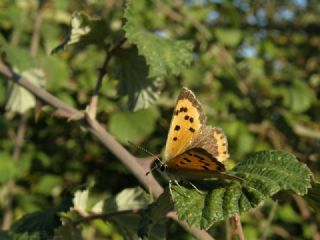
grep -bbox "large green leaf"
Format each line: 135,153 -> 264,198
124,0 -> 193,78
115,48 -> 162,111
171,150 -> 312,229
108,109 -> 158,144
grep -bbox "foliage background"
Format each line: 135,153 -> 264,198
0,0 -> 319,239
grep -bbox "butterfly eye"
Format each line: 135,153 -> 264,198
160,164 -> 166,172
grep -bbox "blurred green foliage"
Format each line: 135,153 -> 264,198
0,0 -> 319,239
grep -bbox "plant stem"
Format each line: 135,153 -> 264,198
87,38 -> 126,119
0,64 -> 214,240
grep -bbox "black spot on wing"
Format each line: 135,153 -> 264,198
189,127 -> 195,133
202,166 -> 210,170
194,154 -> 205,160
173,137 -> 178,141
174,125 -> 180,131
189,117 -> 194,123
183,158 -> 192,163
184,115 -> 189,120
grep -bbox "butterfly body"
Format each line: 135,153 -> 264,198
163,87 -> 229,181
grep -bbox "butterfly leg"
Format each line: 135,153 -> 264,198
169,179 -> 189,198
186,181 -> 205,195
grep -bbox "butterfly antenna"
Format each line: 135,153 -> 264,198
128,141 -> 163,175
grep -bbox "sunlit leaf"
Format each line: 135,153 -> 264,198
51,12 -> 109,54
124,0 -> 193,77
115,48 -> 162,111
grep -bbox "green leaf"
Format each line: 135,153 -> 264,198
51,12 -> 109,54
114,187 -> 150,211
0,152 -> 31,183
273,79 -> 315,113
108,109 -> 158,144
124,0 -> 193,77
234,151 -> 311,195
34,174 -> 63,196
138,189 -> 171,239
0,35 -> 36,71
171,150 -> 312,229
214,28 -> 242,47
5,68 -> 46,114
72,189 -> 89,213
115,48 -> 162,111
103,187 -> 165,240
11,210 -> 61,240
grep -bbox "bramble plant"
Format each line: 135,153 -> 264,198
0,1 -> 319,240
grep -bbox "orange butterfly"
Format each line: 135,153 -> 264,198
162,87 -> 230,181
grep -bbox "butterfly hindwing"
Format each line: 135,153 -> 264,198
164,88 -> 206,161
189,126 -> 229,162
166,148 -> 225,179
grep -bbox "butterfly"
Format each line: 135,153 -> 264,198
161,87 -> 230,181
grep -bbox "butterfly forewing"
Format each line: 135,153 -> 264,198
164,88 -> 206,161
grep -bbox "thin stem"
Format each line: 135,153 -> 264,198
70,208 -> 143,226
231,215 -> 245,240
261,201 -> 278,240
1,115 -> 28,230
87,38 -> 126,119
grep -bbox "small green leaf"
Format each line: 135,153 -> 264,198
114,187 -> 150,211
108,109 -> 158,144
115,48 -> 162,111
171,150 -> 312,229
34,174 -> 63,196
5,68 -> 46,114
214,28 -> 242,47
51,12 -> 109,54
124,0 -> 193,77
72,189 -> 89,213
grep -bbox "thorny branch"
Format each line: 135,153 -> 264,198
0,62 -> 215,240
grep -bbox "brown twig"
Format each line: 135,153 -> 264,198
70,208 -> 143,226
231,215 -> 245,240
87,38 -> 126,119
0,63 -> 214,240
